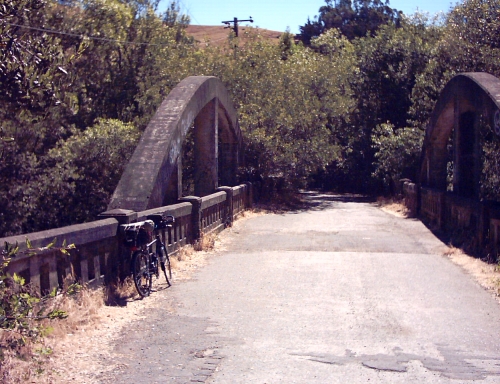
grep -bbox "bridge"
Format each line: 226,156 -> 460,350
96,192 -> 500,383
406,72 -> 500,260
2,72 -> 500,295
1,73 -> 500,292
2,72 -> 500,382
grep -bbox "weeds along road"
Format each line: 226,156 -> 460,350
102,193 -> 500,383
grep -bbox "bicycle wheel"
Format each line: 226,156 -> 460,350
157,244 -> 172,286
132,250 -> 152,297
160,260 -> 170,287
166,253 -> 172,280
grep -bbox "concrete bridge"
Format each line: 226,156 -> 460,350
97,192 -> 500,383
2,72 -> 500,382
406,72 -> 500,259
3,72 -> 500,295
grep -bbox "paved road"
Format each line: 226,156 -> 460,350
104,193 -> 500,383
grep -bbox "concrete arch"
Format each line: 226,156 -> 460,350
420,72 -> 500,197
108,76 -> 242,212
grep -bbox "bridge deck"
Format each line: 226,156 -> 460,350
101,193 -> 500,383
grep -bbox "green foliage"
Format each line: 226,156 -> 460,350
311,14 -> 441,192
0,239 -> 73,372
371,123 -> 424,191
410,0 -> 500,125
300,0 -> 402,44
193,28 -> 355,194
0,0 -> 194,236
35,118 -> 140,229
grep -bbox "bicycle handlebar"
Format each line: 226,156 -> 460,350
121,214 -> 175,233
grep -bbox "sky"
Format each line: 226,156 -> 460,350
160,0 -> 461,34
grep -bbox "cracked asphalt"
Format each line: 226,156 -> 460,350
102,193 -> 500,383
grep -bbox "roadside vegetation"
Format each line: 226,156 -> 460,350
0,230 -> 223,383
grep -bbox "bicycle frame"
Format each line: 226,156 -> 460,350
121,214 -> 174,297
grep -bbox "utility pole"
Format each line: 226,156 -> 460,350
222,17 -> 253,37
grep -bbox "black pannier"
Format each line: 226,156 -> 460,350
123,223 -> 152,247
146,214 -> 175,229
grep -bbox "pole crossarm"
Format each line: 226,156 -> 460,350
221,17 -> 253,37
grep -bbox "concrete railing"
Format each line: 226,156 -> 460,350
402,181 -> 418,217
2,184 -> 255,296
200,191 -> 227,234
420,187 -> 444,227
403,182 -> 500,260
1,219 -> 119,295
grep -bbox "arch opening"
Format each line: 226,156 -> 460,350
107,76 -> 242,212
456,111 -> 476,197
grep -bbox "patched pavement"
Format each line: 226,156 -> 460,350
101,193 -> 500,383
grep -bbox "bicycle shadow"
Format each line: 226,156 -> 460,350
104,280 -> 171,307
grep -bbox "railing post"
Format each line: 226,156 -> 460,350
99,209 -> 137,225
29,255 -> 42,293
217,187 -> 234,227
179,196 -> 202,242
244,182 -> 253,208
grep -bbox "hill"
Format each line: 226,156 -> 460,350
185,25 -> 283,46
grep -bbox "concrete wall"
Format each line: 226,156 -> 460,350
2,184 -> 254,296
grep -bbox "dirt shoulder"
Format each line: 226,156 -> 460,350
27,211 -> 263,384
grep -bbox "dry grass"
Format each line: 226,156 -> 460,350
47,286 -> 103,338
376,196 -> 409,218
185,25 -> 282,47
103,276 -> 137,306
0,280 -> 106,384
193,231 -> 217,252
2,210 -> 269,383
443,246 -> 500,302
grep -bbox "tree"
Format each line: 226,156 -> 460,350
33,119 -> 140,229
410,0 -> 500,128
193,28 -> 355,197
314,15 -> 440,192
0,0 -> 196,236
371,123 -> 423,192
300,0 -> 402,44
0,0 -> 76,236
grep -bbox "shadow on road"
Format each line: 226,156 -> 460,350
256,191 -> 377,214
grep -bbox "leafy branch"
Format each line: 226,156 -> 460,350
1,238 -> 75,360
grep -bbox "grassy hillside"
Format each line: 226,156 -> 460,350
185,25 -> 283,46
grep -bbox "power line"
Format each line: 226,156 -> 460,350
1,21 -> 178,47
176,0 -> 201,26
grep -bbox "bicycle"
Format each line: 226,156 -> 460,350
122,214 -> 175,297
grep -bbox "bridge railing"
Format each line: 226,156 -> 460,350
403,182 -> 500,261
420,187 -> 445,227
201,191 -> 227,234
1,184 -> 255,296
